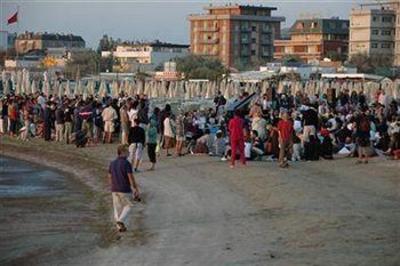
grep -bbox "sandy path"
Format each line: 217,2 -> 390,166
2,137 -> 400,266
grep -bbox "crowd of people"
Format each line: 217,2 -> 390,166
1,85 -> 400,170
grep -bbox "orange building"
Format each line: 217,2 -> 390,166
274,18 -> 349,63
188,5 -> 285,68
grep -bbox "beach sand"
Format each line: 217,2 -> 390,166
1,137 -> 400,266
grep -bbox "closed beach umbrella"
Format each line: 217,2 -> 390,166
31,80 -> 37,94
65,80 -> 73,98
82,81 -> 88,101
98,80 -> 107,98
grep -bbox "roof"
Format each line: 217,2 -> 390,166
118,40 -> 189,49
290,18 -> 349,35
204,5 -> 277,11
229,71 -> 276,82
17,32 -> 85,42
321,73 -> 384,81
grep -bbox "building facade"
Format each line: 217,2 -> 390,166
101,41 -> 189,72
188,5 -> 285,68
15,32 -> 85,54
274,18 -> 349,63
349,1 -> 400,65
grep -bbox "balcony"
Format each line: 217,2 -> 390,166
198,27 -> 219,32
199,38 -> 219,44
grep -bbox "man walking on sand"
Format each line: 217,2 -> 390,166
108,144 -> 140,232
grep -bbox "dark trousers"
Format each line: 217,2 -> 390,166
9,119 -> 17,134
147,143 -> 157,163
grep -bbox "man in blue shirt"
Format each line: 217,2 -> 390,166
108,144 -> 140,232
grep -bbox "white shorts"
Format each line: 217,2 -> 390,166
104,121 -> 114,133
129,143 -> 144,162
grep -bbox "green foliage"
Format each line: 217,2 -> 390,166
97,34 -> 116,54
349,52 -> 393,75
325,51 -> 347,62
233,58 -> 268,72
64,50 -> 99,79
176,55 -> 228,81
282,54 -> 302,65
99,55 -> 114,73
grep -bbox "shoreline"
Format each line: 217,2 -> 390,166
2,136 -> 400,265
0,139 -> 117,265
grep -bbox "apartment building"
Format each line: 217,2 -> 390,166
274,18 -> 349,63
15,32 -> 85,54
101,41 -> 189,72
188,4 -> 285,68
349,1 -> 400,65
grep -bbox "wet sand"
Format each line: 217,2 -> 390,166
1,137 -> 400,266
0,156 -> 109,266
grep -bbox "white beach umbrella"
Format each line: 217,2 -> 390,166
223,81 -> 230,99
86,79 -> 96,96
82,81 -> 88,101
111,80 -> 119,98
393,79 -> 400,100
75,80 -> 82,96
65,80 -> 73,98
98,80 -> 107,98
24,70 -> 31,95
1,70 -> 6,92
205,81 -> 212,99
56,82 -> 63,99
30,80 -> 37,94
184,81 -> 190,100
10,71 -> 16,92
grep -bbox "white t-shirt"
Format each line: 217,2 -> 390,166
128,108 -> 138,127
244,142 -> 252,159
164,117 -> 174,137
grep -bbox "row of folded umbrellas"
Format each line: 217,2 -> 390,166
1,70 -> 399,100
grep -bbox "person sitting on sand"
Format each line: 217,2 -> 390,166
108,144 -> 140,232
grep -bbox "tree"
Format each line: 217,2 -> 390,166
282,54 -> 302,65
64,50 -> 99,79
349,52 -> 393,74
325,51 -> 347,62
99,54 -> 114,72
176,55 -> 228,81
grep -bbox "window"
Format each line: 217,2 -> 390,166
382,30 -> 392,36
382,16 -> 393,23
241,34 -> 249,43
252,26 -> 257,32
372,29 -> 379,35
241,21 -> 250,31
251,38 -> 256,44
372,16 -> 377,22
311,22 -> 318,29
296,22 -> 304,30
381,43 -> 391,48
262,23 -> 271,32
371,43 -> 378,48
261,34 -> 270,44
251,50 -> 256,56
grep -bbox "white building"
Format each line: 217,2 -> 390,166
101,41 -> 189,72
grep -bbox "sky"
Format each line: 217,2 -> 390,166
0,0 -> 368,48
